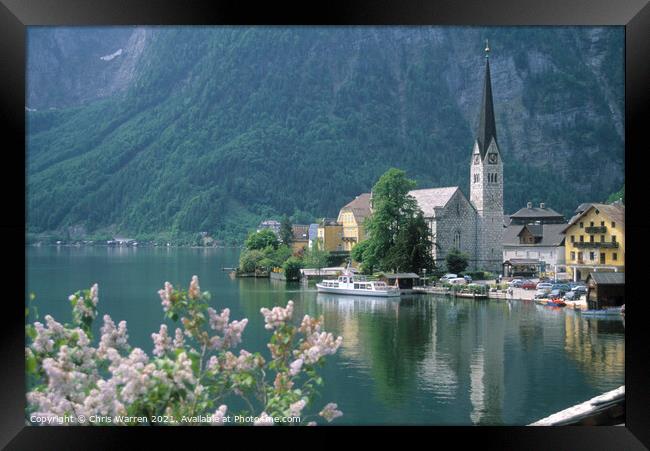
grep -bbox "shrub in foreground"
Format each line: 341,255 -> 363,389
25,276 -> 343,426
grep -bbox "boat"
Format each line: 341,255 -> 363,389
316,265 -> 400,297
547,299 -> 566,307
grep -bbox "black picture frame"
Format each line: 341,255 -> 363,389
3,0 -> 649,448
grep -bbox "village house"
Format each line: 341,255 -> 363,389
317,218 -> 344,252
502,222 -> 566,278
257,220 -> 281,237
562,202 -> 624,281
290,224 -> 310,253
337,193 -> 372,251
502,202 -> 568,278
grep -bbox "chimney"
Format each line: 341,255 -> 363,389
527,202 -> 532,209
540,202 -> 545,209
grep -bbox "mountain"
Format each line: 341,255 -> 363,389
26,27 -> 624,243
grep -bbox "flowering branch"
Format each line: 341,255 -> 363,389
26,276 -> 343,426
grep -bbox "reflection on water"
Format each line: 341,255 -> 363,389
27,247 -> 625,426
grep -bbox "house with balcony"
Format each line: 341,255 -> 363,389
562,202 -> 625,281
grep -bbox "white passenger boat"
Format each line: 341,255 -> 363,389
316,269 -> 400,297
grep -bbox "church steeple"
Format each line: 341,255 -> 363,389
476,40 -> 497,159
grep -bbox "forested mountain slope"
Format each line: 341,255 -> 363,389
27,27 -> 624,243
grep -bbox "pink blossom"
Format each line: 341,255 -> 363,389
319,403 -> 343,422
289,399 -> 306,417
289,358 -> 303,376
188,275 -> 201,300
260,301 -> 294,330
211,405 -> 228,425
254,412 -> 274,426
158,282 -> 174,312
151,324 -> 171,357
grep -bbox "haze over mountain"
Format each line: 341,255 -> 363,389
26,26 -> 624,243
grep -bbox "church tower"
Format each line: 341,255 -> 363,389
470,40 -> 504,272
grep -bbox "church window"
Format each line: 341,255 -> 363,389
453,231 -> 461,250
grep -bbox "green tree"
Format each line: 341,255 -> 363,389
363,168 -> 418,271
351,240 -> 374,274
239,249 -> 265,273
384,211 -> 435,273
279,215 -> 293,246
245,229 -> 279,251
445,248 -> 469,274
282,256 -> 303,281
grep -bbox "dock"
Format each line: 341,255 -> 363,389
529,385 -> 624,426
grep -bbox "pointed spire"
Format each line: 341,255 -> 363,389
476,40 -> 497,159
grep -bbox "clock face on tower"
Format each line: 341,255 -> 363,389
488,153 -> 498,164
473,155 -> 480,164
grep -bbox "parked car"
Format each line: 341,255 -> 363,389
564,290 -> 580,301
536,282 -> 553,291
463,275 -> 473,283
573,286 -> 587,295
535,289 -> 549,299
439,274 -> 458,283
551,283 -> 571,292
549,289 -> 564,299
521,280 -> 537,290
449,277 -> 468,285
509,279 -> 524,288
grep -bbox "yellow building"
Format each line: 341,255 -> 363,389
317,218 -> 344,252
337,193 -> 372,251
562,202 -> 624,281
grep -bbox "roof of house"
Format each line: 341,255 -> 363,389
340,193 -> 372,223
291,224 -> 310,241
510,205 -> 564,219
587,272 -> 625,285
503,223 -> 567,246
563,203 -> 625,233
503,258 -> 541,265
408,187 -> 463,217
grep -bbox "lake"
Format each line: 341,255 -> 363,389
26,246 -> 625,425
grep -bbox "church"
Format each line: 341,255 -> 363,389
408,43 -> 504,272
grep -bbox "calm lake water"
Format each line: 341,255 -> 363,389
26,246 -> 625,425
